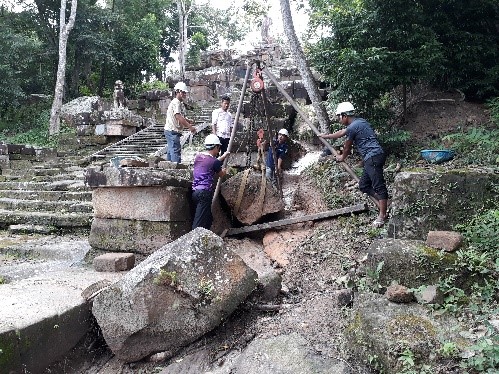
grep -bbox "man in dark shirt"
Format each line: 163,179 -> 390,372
192,134 -> 229,230
263,128 -> 289,186
319,102 -> 388,227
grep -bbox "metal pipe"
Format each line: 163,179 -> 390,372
211,61 -> 253,209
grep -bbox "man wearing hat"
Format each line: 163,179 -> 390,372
319,101 -> 388,227
191,134 -> 230,230
164,82 -> 196,163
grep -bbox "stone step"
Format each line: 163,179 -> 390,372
0,198 -> 93,213
0,209 -> 93,232
0,179 -> 87,192
0,189 -> 92,201
8,224 -> 58,235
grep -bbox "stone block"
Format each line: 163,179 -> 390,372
426,231 -> 463,252
189,85 -> 213,101
76,124 -> 96,136
89,218 -> 190,255
93,253 -> 135,272
9,160 -> 33,170
92,186 -> 191,221
0,155 -> 10,169
388,171 -> 499,240
106,124 -> 136,136
84,166 -> 192,189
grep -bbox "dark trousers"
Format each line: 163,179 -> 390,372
192,189 -> 214,230
359,153 -> 388,200
219,137 -> 230,155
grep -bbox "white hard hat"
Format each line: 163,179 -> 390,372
278,128 -> 289,137
335,101 -> 355,115
204,134 -> 222,149
173,81 -> 189,93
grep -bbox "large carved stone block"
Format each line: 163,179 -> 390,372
89,218 -> 189,255
93,186 -> 190,221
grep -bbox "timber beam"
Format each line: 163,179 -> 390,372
224,203 -> 368,236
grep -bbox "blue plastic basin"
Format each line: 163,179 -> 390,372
420,149 -> 455,164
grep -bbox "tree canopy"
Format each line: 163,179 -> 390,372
307,0 -> 499,124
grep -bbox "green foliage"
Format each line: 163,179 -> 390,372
186,31 -> 209,69
457,209 -> 499,252
441,127 -> 499,165
397,347 -> 433,374
439,341 -> 459,358
0,101 -> 51,136
461,334 -> 499,372
435,209 -> 498,317
307,0 -> 499,126
357,261 -> 384,292
1,108 -> 75,148
0,16 -> 45,109
487,97 -> 499,126
379,129 -> 412,155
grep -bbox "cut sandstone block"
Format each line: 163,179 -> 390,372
89,218 -> 189,255
426,230 -> 463,252
92,186 -> 191,222
93,253 -> 135,272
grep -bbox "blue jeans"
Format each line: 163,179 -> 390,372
164,130 -> 182,163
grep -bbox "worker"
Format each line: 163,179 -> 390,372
164,82 -> 196,163
192,134 -> 230,230
211,95 -> 233,156
319,102 -> 388,227
263,128 -> 289,186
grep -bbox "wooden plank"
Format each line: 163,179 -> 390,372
225,203 -> 368,236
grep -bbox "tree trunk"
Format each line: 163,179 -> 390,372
49,0 -> 77,135
177,0 -> 189,80
279,0 -> 330,132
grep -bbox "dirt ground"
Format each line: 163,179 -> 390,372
44,91 -> 491,373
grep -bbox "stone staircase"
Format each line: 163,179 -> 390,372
89,104 -> 217,164
0,104 -> 218,235
0,148 -> 94,235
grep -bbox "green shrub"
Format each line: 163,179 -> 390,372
442,127 -> 499,165
2,109 -> 75,148
487,97 -> 499,126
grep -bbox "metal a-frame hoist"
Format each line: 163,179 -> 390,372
211,59 -> 380,217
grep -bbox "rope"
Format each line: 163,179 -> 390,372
233,168 -> 251,216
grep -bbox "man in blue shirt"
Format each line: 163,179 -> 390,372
319,102 -> 388,227
263,128 -> 289,186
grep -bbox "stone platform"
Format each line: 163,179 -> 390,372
0,234 -> 123,373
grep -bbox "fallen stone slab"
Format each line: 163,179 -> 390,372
364,238 -> 462,289
0,269 -> 122,374
426,230 -> 463,252
92,228 -> 257,362
226,237 -> 282,301
388,171 -> 498,240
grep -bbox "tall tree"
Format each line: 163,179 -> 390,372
49,0 -> 77,135
279,0 -> 330,132
177,0 -> 193,80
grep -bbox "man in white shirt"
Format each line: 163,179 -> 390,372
164,82 -> 196,163
211,95 -> 233,155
